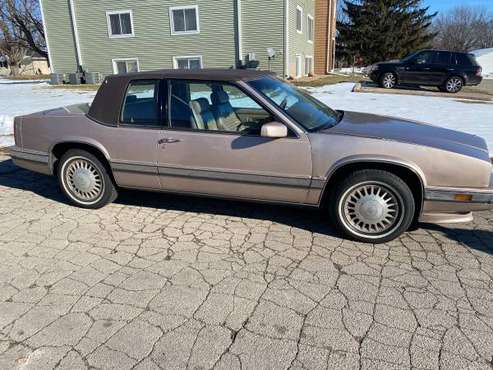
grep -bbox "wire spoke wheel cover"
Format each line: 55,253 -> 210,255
62,156 -> 105,205
382,73 -> 396,88
338,181 -> 405,239
446,77 -> 462,93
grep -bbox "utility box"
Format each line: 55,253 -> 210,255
68,73 -> 82,85
50,73 -> 65,85
85,72 -> 102,84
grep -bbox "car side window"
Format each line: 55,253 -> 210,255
435,52 -> 451,65
169,80 -> 273,135
415,51 -> 435,65
121,80 -> 163,126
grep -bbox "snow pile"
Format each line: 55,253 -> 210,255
0,79 -> 96,148
307,83 -> 493,155
471,48 -> 493,78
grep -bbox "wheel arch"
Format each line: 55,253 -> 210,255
50,140 -> 112,178
320,158 -> 426,222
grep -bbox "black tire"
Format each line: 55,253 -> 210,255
328,169 -> 415,244
57,149 -> 117,209
379,72 -> 397,89
443,76 -> 464,93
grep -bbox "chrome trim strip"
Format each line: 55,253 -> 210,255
425,189 -> 493,204
8,147 -> 49,164
111,161 -> 314,188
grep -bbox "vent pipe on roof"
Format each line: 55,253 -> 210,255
68,0 -> 83,71
235,0 -> 243,67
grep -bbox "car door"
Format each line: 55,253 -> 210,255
401,51 -> 436,84
431,51 -> 453,85
104,78 -> 165,190
156,79 -> 313,204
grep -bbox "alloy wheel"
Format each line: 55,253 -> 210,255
338,181 -> 405,239
62,157 -> 105,205
446,77 -> 463,93
382,73 -> 396,89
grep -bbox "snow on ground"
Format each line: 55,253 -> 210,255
0,79 -> 95,147
307,83 -> 493,155
0,79 -> 492,156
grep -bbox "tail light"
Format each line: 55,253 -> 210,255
476,67 -> 482,77
13,117 -> 22,147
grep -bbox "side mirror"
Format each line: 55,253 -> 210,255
261,121 -> 288,138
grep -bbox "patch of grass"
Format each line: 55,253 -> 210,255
293,74 -> 368,88
462,86 -> 493,97
47,84 -> 100,92
3,74 -> 50,80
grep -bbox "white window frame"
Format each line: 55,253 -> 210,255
307,15 -> 314,43
295,54 -> 302,78
304,55 -> 313,76
112,58 -> 140,74
106,10 -> 134,38
169,5 -> 200,35
296,6 -> 303,34
172,55 -> 203,69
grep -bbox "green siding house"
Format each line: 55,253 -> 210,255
41,0 -> 335,79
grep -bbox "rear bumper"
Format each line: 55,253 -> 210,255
420,186 -> 493,224
8,146 -> 51,175
465,75 -> 483,86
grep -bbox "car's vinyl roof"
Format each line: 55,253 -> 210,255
106,69 -> 277,81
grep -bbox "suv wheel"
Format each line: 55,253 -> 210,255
380,72 -> 397,89
58,149 -> 118,209
329,170 -> 415,244
444,76 -> 463,93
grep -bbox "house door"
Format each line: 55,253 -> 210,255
296,55 -> 303,78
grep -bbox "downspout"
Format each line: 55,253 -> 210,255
284,0 -> 289,78
39,0 -> 54,73
68,0 -> 83,70
236,0 -> 243,66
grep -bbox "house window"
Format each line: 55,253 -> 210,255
305,56 -> 313,76
307,15 -> 314,42
170,5 -> 200,35
112,58 -> 139,74
296,6 -> 303,33
295,54 -> 302,78
173,56 -> 203,70
106,10 -> 134,38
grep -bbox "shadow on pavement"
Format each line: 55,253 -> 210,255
2,158 -> 493,249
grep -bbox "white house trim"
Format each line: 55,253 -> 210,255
69,0 -> 83,67
172,55 -> 203,69
106,10 -> 135,39
112,58 -> 140,74
39,0 -> 54,73
284,0 -> 289,78
169,5 -> 201,35
236,0 -> 243,64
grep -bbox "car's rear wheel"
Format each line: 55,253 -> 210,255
329,170 -> 415,243
444,76 -> 463,93
57,149 -> 117,209
379,72 -> 397,89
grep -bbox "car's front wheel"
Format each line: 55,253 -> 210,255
329,170 -> 415,243
443,76 -> 464,93
57,149 -> 117,209
379,72 -> 397,89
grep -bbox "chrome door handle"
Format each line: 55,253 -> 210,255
158,138 -> 181,144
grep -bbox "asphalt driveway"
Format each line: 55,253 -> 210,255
0,155 -> 493,370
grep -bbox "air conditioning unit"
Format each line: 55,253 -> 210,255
69,73 -> 82,85
85,72 -> 102,84
50,73 -> 65,85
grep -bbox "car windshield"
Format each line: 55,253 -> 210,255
248,77 -> 340,131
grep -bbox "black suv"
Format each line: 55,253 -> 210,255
368,50 -> 483,93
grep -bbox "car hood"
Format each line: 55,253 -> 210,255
323,111 -> 490,161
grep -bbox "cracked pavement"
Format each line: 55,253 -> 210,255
0,155 -> 493,370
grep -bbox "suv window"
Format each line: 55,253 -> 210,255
435,51 -> 451,65
169,80 -> 273,135
121,80 -> 163,126
414,51 -> 435,64
454,53 -> 473,66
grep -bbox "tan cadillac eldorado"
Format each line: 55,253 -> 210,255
8,69 -> 493,243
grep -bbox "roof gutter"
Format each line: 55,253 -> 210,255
68,0 -> 83,69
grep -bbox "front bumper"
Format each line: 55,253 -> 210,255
419,186 -> 493,224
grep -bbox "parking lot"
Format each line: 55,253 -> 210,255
1,154 -> 493,369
